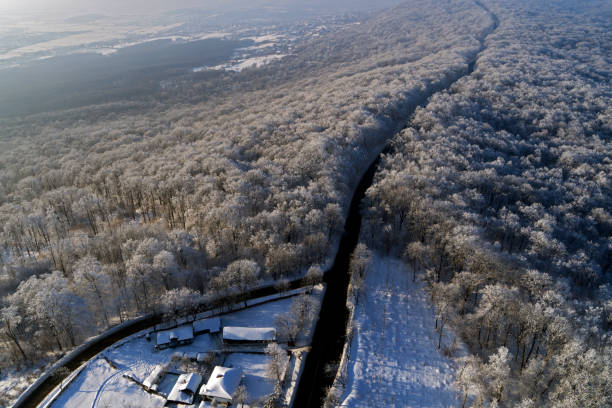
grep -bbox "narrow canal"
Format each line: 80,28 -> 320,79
292,151 -> 383,408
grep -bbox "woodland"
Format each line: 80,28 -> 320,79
0,0 -> 610,407
360,0 -> 611,406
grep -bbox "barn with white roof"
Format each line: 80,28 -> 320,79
142,364 -> 165,392
167,372 -> 202,405
222,327 -> 276,344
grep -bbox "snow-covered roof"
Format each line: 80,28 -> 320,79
180,372 -> 202,392
156,325 -> 194,346
200,366 -> 242,402
193,317 -> 221,334
143,365 -> 164,389
167,373 -> 202,404
223,326 -> 276,342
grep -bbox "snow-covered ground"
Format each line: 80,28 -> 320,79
226,54 -> 287,72
0,362 -> 47,408
193,54 -> 287,73
224,353 -> 279,402
44,290 -> 320,408
339,256 -> 461,407
50,358 -> 166,408
221,296 -> 293,327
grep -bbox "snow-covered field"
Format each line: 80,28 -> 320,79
339,256 -> 461,407
193,54 -> 287,73
226,54 -> 287,72
44,291 -> 318,408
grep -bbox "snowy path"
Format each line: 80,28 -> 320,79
90,364 -> 126,408
340,257 -> 459,407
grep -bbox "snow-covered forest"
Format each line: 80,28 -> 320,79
0,0 -> 490,380
1,0 -> 610,406
360,0 -> 611,406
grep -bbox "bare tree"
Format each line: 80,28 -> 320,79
234,384 -> 249,408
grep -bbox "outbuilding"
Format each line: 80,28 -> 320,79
222,327 -> 276,344
193,317 -> 221,335
167,372 -> 202,405
143,364 -> 165,391
155,325 -> 194,350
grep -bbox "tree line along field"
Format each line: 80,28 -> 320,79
0,0 -> 611,407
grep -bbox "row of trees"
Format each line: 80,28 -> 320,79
361,1 -> 611,406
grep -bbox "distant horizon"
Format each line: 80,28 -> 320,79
0,0 -> 403,17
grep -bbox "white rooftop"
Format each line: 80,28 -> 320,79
223,326 -> 276,342
167,373 -> 202,404
193,317 -> 221,334
142,364 -> 164,389
156,325 -> 194,346
200,366 -> 242,402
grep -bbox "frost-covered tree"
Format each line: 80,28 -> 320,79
275,295 -> 317,346
160,288 -> 201,319
72,256 -> 112,326
0,304 -> 29,361
265,342 -> 287,386
305,265 -> 324,289
15,272 -> 91,349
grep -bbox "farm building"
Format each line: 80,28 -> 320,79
222,327 -> 276,344
155,325 -> 194,350
167,373 -> 202,405
193,317 -> 221,335
142,364 -> 165,391
199,366 -> 242,406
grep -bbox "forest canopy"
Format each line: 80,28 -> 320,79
0,0 -> 490,368
0,1 -> 610,407
361,0 -> 611,406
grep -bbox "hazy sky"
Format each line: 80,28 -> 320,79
0,0 -> 403,15
0,0 -> 232,14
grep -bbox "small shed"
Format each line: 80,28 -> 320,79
143,364 -> 165,391
155,325 -> 194,350
167,372 -> 202,405
193,317 -> 221,335
223,326 -> 276,344
199,366 -> 242,406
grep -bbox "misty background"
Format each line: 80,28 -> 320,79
0,0 -> 406,117
0,0 -> 405,15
